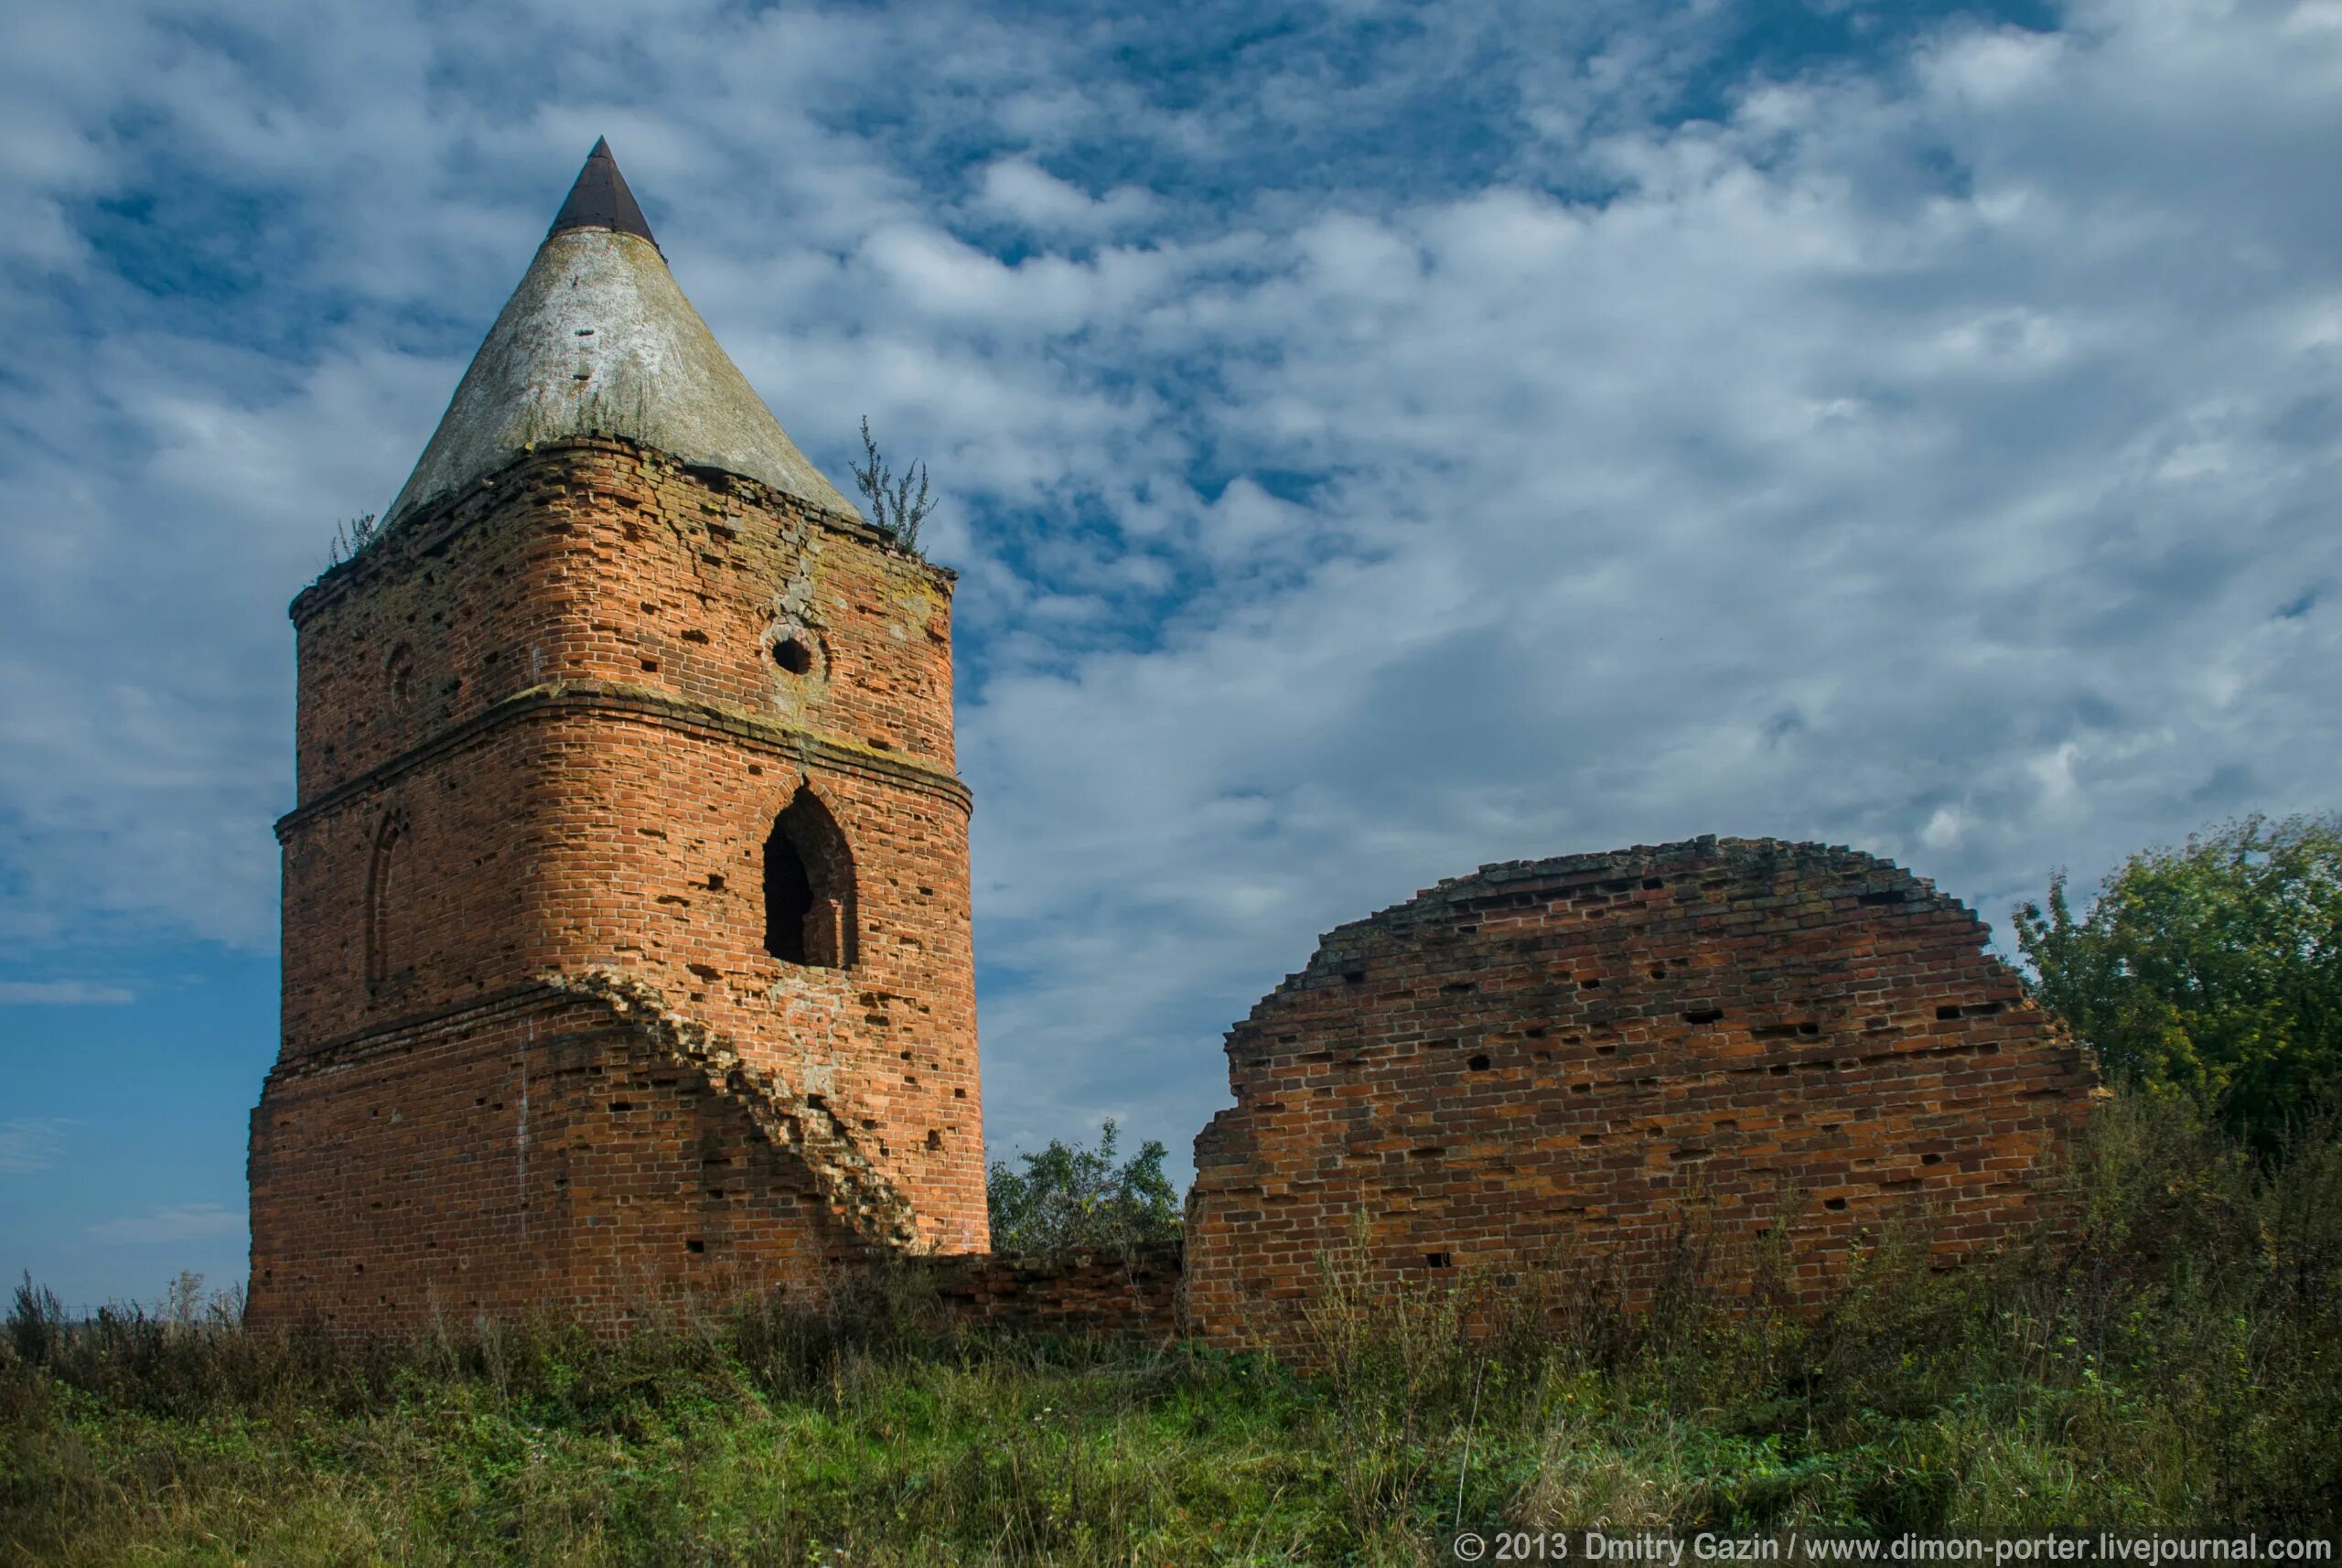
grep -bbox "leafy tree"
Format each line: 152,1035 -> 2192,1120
986,1120 -> 1182,1255
2015,814 -> 2342,1155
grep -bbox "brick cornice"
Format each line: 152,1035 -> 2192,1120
277,679 -> 971,839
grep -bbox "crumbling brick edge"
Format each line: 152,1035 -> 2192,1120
543,964 -> 919,1249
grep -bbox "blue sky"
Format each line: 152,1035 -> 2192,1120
4,0 -> 2337,1309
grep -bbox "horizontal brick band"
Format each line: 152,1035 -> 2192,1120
278,679 -> 972,840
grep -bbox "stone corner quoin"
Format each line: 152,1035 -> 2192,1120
1181,835 -> 2100,1356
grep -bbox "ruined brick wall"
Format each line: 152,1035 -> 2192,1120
918,1241 -> 1185,1341
1183,837 -> 2097,1355
253,437 -> 983,1335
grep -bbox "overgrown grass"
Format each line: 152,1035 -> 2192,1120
5,1093 -> 2337,1564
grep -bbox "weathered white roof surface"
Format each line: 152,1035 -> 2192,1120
383,142 -> 859,525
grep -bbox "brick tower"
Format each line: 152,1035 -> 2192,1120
249,142 -> 985,1335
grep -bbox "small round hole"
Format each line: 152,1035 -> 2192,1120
773,638 -> 813,675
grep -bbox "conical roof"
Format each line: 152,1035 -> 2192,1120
383,140 -> 859,525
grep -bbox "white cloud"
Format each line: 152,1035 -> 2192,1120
85,1205 -> 244,1246
0,982 -> 134,1005
0,1118 -> 76,1173
974,158 -> 1159,233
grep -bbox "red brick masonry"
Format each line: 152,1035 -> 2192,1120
919,1242 -> 1184,1340
251,438 -> 984,1336
1183,837 -> 2097,1355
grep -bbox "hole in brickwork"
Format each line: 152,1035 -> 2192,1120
953,1087 -> 967,1099
681,629 -> 709,644
1936,1005 -> 1962,1020
1424,1252 -> 1454,1270
686,1239 -> 705,1254
1442,981 -> 1476,993
706,874 -> 725,892
1526,1026 -> 1548,1038
926,1129 -> 943,1150
1571,1081 -> 1590,1092
774,638 -> 814,674
1595,1042 -> 1617,1055
1468,1055 -> 1491,1072
1580,976 -> 1603,990
1921,1153 -> 1944,1165
385,643 -> 414,709
1642,877 -> 1664,890
1858,890 -> 1907,906
1824,1197 -> 1849,1210
640,659 -> 660,672
1649,966 -> 1667,980
1344,970 -> 1367,984
607,1101 -> 635,1113
1683,1008 -> 1724,1025
1800,1022 -> 1821,1036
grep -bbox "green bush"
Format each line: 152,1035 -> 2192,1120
985,1119 -> 1182,1257
2016,813 -> 2342,1155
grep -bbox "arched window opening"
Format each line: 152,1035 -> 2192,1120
366,811 -> 408,989
764,788 -> 855,969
